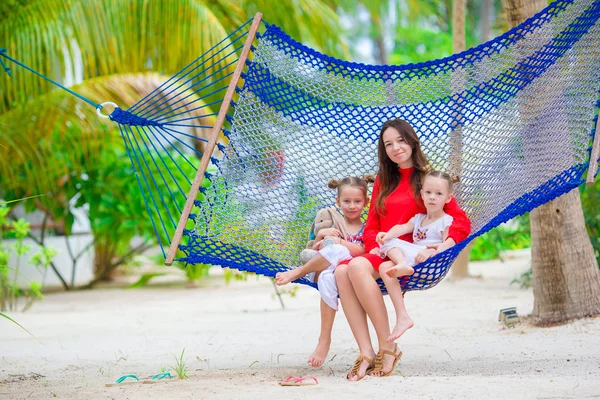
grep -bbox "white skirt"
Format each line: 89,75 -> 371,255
305,244 -> 351,311
379,238 -> 425,267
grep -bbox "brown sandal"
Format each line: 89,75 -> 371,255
369,343 -> 403,377
346,355 -> 374,381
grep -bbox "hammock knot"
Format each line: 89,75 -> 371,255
210,157 -> 219,165
216,143 -> 226,152
193,200 -> 202,207
109,108 -> 163,127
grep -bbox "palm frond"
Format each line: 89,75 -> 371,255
0,0 -> 242,114
0,72 -> 215,201
241,0 -> 349,59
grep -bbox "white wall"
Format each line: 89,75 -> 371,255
5,234 -> 94,290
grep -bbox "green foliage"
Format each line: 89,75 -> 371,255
470,214 -> 531,261
223,268 -> 252,284
0,311 -> 40,341
170,348 -> 189,380
390,27 -> 455,65
581,176 -> 600,266
67,146 -> 199,279
511,268 -> 532,289
0,202 -> 56,311
128,273 -> 167,289
184,263 -> 211,282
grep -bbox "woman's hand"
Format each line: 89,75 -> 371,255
415,248 -> 436,263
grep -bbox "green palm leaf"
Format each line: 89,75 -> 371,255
1,312 -> 40,341
0,0 -> 242,114
0,72 -> 215,200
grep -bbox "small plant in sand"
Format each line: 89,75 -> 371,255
170,348 -> 189,379
0,201 -> 57,312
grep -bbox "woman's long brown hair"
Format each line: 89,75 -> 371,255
375,119 -> 430,215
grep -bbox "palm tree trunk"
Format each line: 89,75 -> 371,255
504,0 -> 600,325
480,0 -> 493,43
371,15 -> 388,65
450,0 -> 472,279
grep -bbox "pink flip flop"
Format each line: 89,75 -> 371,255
278,375 -> 319,386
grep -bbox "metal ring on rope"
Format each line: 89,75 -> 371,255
96,102 -> 119,119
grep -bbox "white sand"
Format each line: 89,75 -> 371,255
1,250 -> 599,399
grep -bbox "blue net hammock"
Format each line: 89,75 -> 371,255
6,0 -> 598,292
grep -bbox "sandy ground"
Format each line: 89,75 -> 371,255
1,250 -> 599,400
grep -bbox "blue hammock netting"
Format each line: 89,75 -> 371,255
3,0 -> 600,292
107,0 -> 600,292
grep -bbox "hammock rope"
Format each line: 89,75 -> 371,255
2,1 -> 600,292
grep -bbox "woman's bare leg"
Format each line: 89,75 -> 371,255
378,261 -> 414,342
335,263 -> 376,380
308,299 -> 335,367
347,258 -> 401,376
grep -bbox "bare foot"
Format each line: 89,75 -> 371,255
385,264 -> 415,278
275,270 -> 297,286
307,339 -> 330,368
387,315 -> 414,342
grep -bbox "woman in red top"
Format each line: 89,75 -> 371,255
336,119 -> 471,380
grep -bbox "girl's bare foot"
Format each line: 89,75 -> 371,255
307,339 -> 331,367
385,264 -> 414,278
275,270 -> 296,286
387,315 -> 414,342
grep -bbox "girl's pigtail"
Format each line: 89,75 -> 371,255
328,179 -> 341,189
361,174 -> 376,185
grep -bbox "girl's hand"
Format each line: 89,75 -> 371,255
415,248 -> 436,263
369,247 -> 381,256
376,232 -> 387,245
318,228 -> 342,239
312,236 -> 340,250
425,239 -> 455,255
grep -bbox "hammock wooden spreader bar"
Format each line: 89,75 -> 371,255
165,12 -> 263,266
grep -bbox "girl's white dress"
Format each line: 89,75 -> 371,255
380,213 -> 453,267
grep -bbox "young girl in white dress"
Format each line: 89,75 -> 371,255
376,170 -> 457,342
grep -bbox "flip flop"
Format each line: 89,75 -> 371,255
143,372 -> 173,384
105,374 -> 141,387
279,375 -> 319,386
106,372 -> 175,387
